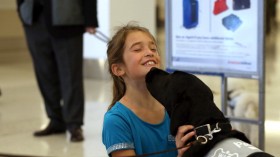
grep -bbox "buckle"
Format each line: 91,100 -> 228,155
194,124 -> 211,137
194,124 -> 214,144
194,123 -> 224,144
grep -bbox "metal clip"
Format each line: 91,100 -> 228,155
194,123 -> 223,144
195,124 -> 212,144
195,124 -> 211,137
197,136 -> 208,144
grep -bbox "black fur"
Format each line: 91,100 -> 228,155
145,67 -> 273,157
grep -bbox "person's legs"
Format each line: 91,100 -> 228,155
52,34 -> 85,141
23,16 -> 66,134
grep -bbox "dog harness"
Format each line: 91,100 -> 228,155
205,138 -> 263,157
194,122 -> 232,144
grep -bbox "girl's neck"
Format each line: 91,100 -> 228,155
120,92 -> 165,124
120,80 -> 164,111
121,92 -> 154,108
122,81 -> 152,106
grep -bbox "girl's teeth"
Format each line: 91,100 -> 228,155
147,61 -> 155,65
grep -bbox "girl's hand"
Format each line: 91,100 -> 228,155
175,125 -> 195,157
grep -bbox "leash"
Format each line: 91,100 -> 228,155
94,30 -> 110,43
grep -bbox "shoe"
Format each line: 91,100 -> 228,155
34,123 -> 66,136
70,128 -> 84,142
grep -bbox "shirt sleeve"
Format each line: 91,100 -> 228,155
102,112 -> 135,155
83,0 -> 98,27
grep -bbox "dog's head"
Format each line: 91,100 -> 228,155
146,68 -> 229,135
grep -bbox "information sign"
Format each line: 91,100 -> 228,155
165,0 -> 264,78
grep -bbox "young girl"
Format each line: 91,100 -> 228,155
102,23 -> 195,157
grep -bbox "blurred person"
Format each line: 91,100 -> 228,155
16,0 -> 98,142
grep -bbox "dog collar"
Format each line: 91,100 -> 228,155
194,122 -> 232,144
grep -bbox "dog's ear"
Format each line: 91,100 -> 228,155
172,71 -> 214,100
169,101 -> 192,135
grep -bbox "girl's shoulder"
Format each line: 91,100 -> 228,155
104,102 -> 132,122
106,101 -> 128,115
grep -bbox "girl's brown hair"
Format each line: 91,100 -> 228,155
106,23 -> 158,110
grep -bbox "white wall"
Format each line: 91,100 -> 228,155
83,0 -> 156,59
110,0 -> 156,36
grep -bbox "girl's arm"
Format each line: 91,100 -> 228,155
111,149 -> 136,157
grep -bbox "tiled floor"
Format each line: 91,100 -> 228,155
1,15 -> 280,157
0,47 -> 110,157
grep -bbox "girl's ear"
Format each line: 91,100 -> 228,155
111,63 -> 125,76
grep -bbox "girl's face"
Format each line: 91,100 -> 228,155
121,31 -> 161,81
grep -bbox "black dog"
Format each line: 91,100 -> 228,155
145,67 -> 273,157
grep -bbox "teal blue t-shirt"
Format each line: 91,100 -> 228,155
102,102 -> 178,157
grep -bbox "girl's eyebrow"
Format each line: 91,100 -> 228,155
130,42 -> 142,49
131,41 -> 155,47
129,41 -> 156,50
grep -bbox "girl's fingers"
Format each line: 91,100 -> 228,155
181,131 -> 195,143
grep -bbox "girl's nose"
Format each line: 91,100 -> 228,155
145,48 -> 155,57
145,53 -> 154,57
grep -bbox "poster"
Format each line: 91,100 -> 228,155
166,0 -> 264,78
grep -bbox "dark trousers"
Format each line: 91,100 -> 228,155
23,15 -> 84,130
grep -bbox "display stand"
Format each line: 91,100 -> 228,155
165,0 -> 265,149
